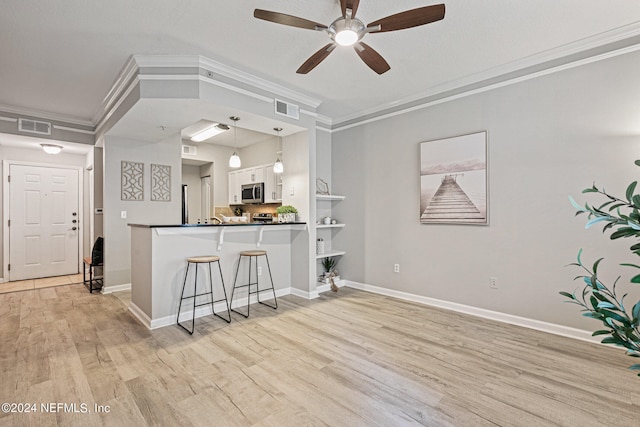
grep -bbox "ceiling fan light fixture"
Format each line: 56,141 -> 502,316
329,17 -> 365,46
335,29 -> 358,46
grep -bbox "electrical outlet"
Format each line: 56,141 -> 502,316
394,264 -> 400,273
120,210 -> 127,219
490,277 -> 498,289
258,266 -> 263,276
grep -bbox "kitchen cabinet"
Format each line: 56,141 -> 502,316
228,164 -> 275,205
228,170 -> 240,204
238,166 -> 264,185
264,163 -> 283,203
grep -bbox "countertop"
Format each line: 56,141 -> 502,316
128,222 -> 307,228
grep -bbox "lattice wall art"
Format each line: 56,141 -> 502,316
151,164 -> 171,201
121,161 -> 144,201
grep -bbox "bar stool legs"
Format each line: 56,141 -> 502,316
177,256 -> 231,335
230,250 -> 278,318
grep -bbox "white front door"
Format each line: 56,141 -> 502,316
9,164 -> 79,281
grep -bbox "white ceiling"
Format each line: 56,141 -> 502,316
2,1 -> 640,127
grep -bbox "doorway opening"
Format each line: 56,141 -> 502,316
3,160 -> 84,283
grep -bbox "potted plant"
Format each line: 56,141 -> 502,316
276,205 -> 298,223
562,159 -> 640,377
321,256 -> 336,277
320,256 -> 340,292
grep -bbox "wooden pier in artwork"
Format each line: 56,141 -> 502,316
421,175 -> 485,223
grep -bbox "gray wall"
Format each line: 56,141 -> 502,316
103,134 -> 182,289
332,49 -> 640,331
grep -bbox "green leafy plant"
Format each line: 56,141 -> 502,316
562,160 -> 640,376
321,256 -> 336,273
276,205 -> 298,214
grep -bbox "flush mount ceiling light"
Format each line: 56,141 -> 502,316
273,127 -> 284,174
41,144 -> 62,154
190,123 -> 229,142
229,116 -> 241,168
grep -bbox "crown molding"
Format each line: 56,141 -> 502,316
131,54 -> 323,110
332,21 -> 640,129
0,103 -> 93,128
92,55 -> 139,125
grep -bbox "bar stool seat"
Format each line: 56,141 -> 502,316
177,255 -> 231,334
230,250 -> 277,317
187,255 -> 220,263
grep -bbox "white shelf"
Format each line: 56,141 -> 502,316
316,194 -> 345,201
316,223 -> 345,229
316,250 -> 346,259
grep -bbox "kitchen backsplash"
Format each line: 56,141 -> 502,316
214,203 -> 281,219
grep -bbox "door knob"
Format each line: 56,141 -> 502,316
70,227 -> 77,231
72,219 -> 77,223
72,212 -> 77,216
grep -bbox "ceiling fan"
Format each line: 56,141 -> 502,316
254,0 -> 445,75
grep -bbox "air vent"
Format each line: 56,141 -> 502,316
274,99 -> 299,120
182,144 -> 197,156
18,118 -> 51,136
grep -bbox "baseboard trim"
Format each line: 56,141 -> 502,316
128,301 -> 152,330
290,287 -> 319,299
142,287 -> 291,330
345,280 -> 599,345
102,283 -> 131,294
316,279 -> 346,294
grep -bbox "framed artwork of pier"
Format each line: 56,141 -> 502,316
420,131 -> 488,225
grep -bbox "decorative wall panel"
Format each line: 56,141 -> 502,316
121,161 -> 144,201
151,164 -> 171,201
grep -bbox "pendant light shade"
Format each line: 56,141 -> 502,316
229,152 -> 241,168
273,158 -> 284,173
229,116 -> 241,168
273,127 -> 283,174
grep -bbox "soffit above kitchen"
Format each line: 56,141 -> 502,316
1,1 -> 640,128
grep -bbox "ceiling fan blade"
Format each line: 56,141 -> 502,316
367,4 -> 445,33
297,44 -> 337,74
254,9 -> 327,31
354,42 -> 390,75
340,0 -> 360,18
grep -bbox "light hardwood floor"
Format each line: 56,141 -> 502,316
0,284 -> 638,426
0,274 -> 84,294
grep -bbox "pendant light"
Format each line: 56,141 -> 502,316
229,116 -> 241,168
273,127 -> 284,174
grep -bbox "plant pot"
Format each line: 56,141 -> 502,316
278,213 -> 296,223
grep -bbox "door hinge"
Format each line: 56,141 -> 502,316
7,264 -> 10,271
7,175 -> 10,183
7,219 -> 9,227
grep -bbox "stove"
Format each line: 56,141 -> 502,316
252,213 -> 274,223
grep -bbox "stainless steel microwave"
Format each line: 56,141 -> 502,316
241,183 -> 264,204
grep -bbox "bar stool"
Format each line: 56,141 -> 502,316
177,255 -> 231,334
230,250 -> 278,317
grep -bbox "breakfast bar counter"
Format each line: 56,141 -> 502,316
128,222 -> 307,329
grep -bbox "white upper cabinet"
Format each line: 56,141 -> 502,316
264,163 -> 283,203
